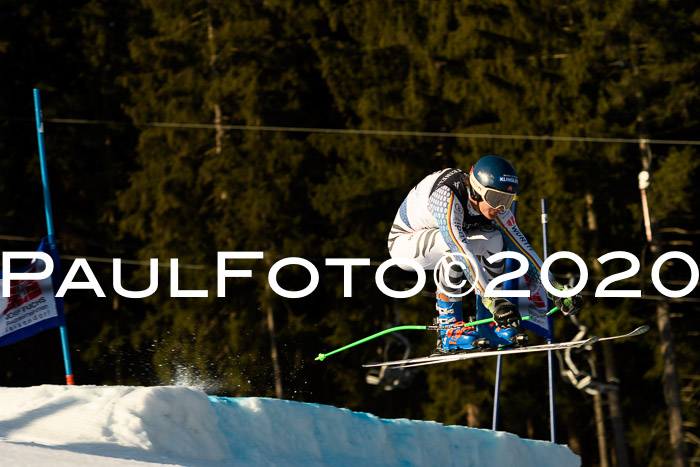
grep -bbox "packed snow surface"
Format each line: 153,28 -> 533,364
0,385 -> 580,466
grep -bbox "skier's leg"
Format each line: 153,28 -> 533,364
389,229 -> 485,351
465,226 -> 527,343
434,253 -> 489,352
463,226 -> 505,282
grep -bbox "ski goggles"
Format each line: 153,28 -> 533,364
469,172 -> 517,210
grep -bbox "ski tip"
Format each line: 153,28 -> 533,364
636,324 -> 651,335
362,362 -> 392,368
315,353 -> 327,362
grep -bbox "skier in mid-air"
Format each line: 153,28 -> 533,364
387,155 -> 582,354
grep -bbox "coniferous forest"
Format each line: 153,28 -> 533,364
1,1 -> 699,466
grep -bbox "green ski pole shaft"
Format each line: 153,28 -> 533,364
316,325 -> 427,361
439,307 -> 558,329
316,306 -> 561,361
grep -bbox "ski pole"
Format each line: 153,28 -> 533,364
315,306 -> 562,361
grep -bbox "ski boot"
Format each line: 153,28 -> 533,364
433,293 -> 490,355
490,323 -> 529,345
483,297 -> 528,345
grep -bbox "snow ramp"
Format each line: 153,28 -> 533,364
0,385 -> 580,466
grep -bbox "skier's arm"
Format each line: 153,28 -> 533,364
493,210 -> 551,283
428,186 -> 490,297
494,210 -> 582,315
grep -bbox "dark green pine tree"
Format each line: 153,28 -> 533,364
0,0 -> 144,386
117,0 -> 341,397
309,1 -> 698,462
579,2 -> 700,465
2,1 -> 693,462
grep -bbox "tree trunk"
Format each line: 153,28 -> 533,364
594,393 -> 610,467
264,266 -> 284,399
113,294 -> 121,385
657,301 -> 687,467
466,402 -> 481,427
603,341 -> 630,467
637,140 -> 687,467
630,24 -> 688,462
585,188 -> 610,467
585,188 -> 624,466
206,2 -> 223,155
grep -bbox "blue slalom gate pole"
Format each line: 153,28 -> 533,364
491,354 -> 502,430
491,198 -> 520,431
33,89 -> 75,385
541,199 -> 555,442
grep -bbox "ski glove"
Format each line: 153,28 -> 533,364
547,284 -> 583,316
492,298 -> 521,327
